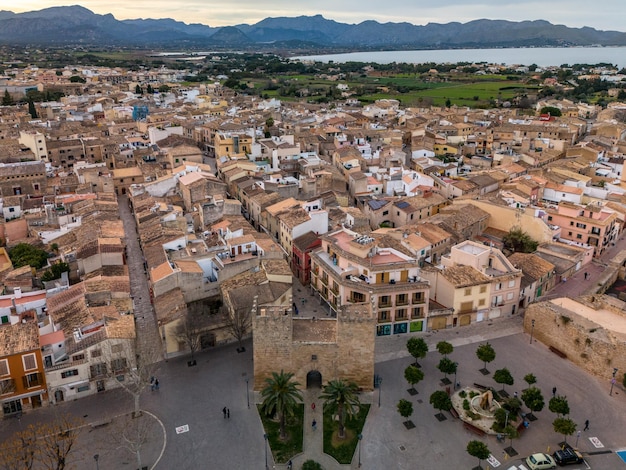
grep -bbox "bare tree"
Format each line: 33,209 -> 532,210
225,304 -> 252,352
0,426 -> 36,470
36,414 -> 84,470
100,339 -> 160,418
175,309 -> 210,363
106,412 -> 157,470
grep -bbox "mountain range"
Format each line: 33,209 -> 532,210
1,6 -> 626,50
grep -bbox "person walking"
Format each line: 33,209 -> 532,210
584,419 -> 589,431
222,407 -> 227,419
312,419 -> 317,431
584,272 -> 588,280
150,376 -> 155,391
552,387 -> 557,397
154,378 -> 159,390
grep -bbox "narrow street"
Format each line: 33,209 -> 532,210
118,195 -> 163,363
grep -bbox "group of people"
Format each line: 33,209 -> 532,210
150,376 -> 160,391
222,406 -> 231,419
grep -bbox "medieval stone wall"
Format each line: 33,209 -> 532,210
253,303 -> 375,391
524,296 -> 626,384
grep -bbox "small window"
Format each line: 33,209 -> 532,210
91,349 -> 102,358
508,280 -> 515,288
111,344 -> 123,353
478,299 -> 486,306
0,359 -> 8,376
23,354 -> 37,371
72,354 -> 85,361
61,369 -> 79,379
479,285 -> 487,294
464,288 -> 471,296
77,384 -> 90,393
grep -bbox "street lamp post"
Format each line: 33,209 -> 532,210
246,378 -> 250,409
264,434 -> 268,470
377,376 -> 383,407
454,362 -> 458,390
93,454 -> 99,470
610,368 -> 619,396
358,433 -> 363,468
504,410 -> 510,430
529,319 -> 535,344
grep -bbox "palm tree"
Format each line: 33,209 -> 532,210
260,371 -> 303,440
319,379 -> 361,439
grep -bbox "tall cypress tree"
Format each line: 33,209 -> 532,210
2,90 -> 13,106
28,99 -> 38,119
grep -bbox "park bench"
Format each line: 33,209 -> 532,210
473,383 -> 489,390
463,421 -> 486,436
449,407 -> 459,419
549,346 -> 567,358
90,418 -> 111,429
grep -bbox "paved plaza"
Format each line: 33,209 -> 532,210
2,228 -> 626,469
2,314 -> 625,470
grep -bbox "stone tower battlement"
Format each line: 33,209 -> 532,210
253,299 -> 375,391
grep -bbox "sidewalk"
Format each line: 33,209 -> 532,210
274,389 -> 351,470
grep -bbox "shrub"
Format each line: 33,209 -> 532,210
302,460 -> 323,470
459,390 -> 467,398
463,399 -> 470,411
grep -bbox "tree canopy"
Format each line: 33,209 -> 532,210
548,395 -> 570,417
406,337 -> 428,365
521,386 -> 545,414
429,390 -> 452,414
466,440 -> 490,467
260,370 -> 303,440
436,341 -> 453,356
476,343 -> 496,370
9,243 -> 49,269
319,379 -> 361,440
404,364 -> 424,391
397,399 -> 414,420
503,228 -> 538,253
493,368 -> 514,392
553,417 -> 577,442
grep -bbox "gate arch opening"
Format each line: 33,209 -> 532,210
306,370 -> 322,389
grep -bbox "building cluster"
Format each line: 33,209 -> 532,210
0,61 -> 626,415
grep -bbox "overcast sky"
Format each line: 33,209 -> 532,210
9,1 -> 626,32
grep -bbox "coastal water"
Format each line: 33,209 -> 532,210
294,47 -> 626,68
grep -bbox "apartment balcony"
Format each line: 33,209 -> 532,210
330,285 -> 339,295
395,299 -> 409,307
378,301 -> 392,309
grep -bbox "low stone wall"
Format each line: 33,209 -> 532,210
524,296 -> 626,385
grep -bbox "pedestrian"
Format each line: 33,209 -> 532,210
150,376 -> 155,391
287,460 -> 292,470
584,419 -> 589,431
552,386 -> 557,397
584,272 -> 588,280
222,407 -> 227,419
312,419 -> 317,431
513,391 -> 518,398
227,408 -> 230,419
311,402 -> 316,412
154,378 -> 159,390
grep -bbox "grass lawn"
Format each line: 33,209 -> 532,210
322,404 -> 370,464
258,404 -> 304,464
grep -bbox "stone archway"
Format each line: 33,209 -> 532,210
54,389 -> 64,403
306,370 -> 322,389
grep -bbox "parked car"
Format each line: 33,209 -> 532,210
526,452 -> 557,470
553,448 -> 584,466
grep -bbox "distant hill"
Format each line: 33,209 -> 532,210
1,6 -> 626,50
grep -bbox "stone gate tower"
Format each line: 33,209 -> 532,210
252,301 -> 375,391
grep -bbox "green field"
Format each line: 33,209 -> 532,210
247,73 -> 538,107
